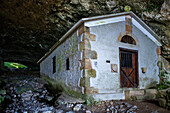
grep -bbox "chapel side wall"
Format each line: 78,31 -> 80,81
88,21 -> 159,92
40,31 -> 83,92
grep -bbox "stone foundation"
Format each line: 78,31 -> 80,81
125,89 -> 158,100
158,88 -> 170,110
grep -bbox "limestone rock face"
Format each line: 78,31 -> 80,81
161,0 -> 170,15
0,0 -> 169,68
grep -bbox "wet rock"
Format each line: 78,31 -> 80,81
86,110 -> 91,113
57,94 -> 85,104
73,104 -> 82,111
110,101 -> 114,105
57,99 -> 66,105
70,0 -> 79,4
106,0 -> 117,10
55,109 -> 64,113
21,91 -> 33,101
67,103 -> 74,108
110,105 -> 114,110
106,108 -> 110,112
46,96 -> 53,101
128,105 -> 138,112
120,104 -> 124,109
112,108 -> 118,113
161,0 -> 170,15
66,111 -> 75,113
159,98 -> 166,107
39,95 -> 45,99
151,110 -> 158,113
115,105 -> 119,109
119,108 -> 126,112
39,107 -> 49,111
42,111 -> 52,113
32,93 -> 40,97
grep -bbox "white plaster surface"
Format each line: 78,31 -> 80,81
89,21 -> 159,100
85,16 -> 125,27
85,16 -> 161,46
40,31 -> 83,92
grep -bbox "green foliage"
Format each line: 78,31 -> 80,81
161,71 -> 165,77
0,96 -> 5,104
157,83 -> 170,90
94,99 -> 101,105
4,62 -> 27,69
157,70 -> 170,90
85,95 -> 95,106
0,90 -> 6,95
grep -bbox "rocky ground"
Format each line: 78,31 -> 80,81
0,72 -> 169,113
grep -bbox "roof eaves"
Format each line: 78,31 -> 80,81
37,12 -> 131,64
129,12 -> 162,45
37,12 -> 162,64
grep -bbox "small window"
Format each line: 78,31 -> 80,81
52,56 -> 56,73
66,58 -> 70,70
121,35 -> 136,45
106,60 -> 110,63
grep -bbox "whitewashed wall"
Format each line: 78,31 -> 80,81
89,21 -> 159,93
40,31 -> 83,92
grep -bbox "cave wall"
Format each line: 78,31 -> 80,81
0,0 -> 169,68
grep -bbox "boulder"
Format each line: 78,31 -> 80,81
159,98 -> 166,107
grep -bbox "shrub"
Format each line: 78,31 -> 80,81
0,96 -> 5,104
157,70 -> 170,89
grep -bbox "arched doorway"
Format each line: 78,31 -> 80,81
119,36 -> 138,88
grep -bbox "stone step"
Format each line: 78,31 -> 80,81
98,89 -> 123,94
131,94 -> 156,100
93,93 -> 125,101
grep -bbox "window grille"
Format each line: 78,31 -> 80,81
121,52 -> 133,68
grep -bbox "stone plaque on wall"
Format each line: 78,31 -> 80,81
111,64 -> 117,73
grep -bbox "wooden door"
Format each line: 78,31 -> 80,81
120,48 -> 138,88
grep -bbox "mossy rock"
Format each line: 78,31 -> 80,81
42,75 -> 84,99
159,98 -> 167,107
15,84 -> 33,94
